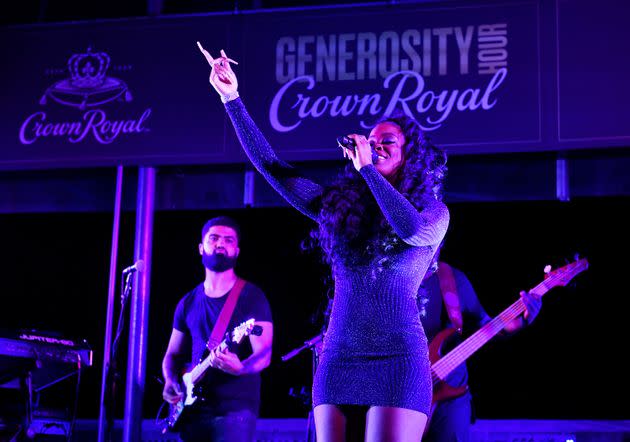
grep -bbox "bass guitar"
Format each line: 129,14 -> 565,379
429,257 -> 588,407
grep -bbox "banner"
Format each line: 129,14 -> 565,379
0,1 -> 628,170
242,2 -> 540,157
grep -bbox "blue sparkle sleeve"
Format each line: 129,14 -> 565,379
225,99 -> 323,221
359,164 -> 449,246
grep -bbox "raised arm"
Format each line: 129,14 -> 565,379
197,43 -> 323,221
225,99 -> 324,220
360,165 -> 449,246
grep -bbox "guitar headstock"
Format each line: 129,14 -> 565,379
230,318 -> 256,344
543,257 -> 589,289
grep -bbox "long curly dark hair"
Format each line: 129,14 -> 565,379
305,112 -> 447,267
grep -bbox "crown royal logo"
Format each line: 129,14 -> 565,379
20,47 -> 151,145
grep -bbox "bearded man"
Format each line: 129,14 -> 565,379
162,216 -> 273,442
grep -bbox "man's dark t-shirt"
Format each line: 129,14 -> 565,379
173,281 -> 272,414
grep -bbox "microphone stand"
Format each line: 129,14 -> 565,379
280,334 -> 323,362
281,295 -> 332,442
103,270 -> 134,442
281,295 -> 332,362
281,332 -> 324,442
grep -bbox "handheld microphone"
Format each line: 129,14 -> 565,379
336,136 -> 379,163
122,260 -> 146,275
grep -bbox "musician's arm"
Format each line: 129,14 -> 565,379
458,269 -> 539,336
162,328 -> 187,403
212,321 -> 273,376
241,321 -> 273,375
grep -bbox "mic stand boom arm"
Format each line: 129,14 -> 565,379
280,334 -> 323,362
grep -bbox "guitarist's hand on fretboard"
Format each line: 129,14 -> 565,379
212,347 -> 245,376
503,290 -> 542,334
521,290 -> 542,325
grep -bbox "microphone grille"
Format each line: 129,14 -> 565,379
135,259 -> 146,273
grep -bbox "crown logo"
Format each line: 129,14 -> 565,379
68,47 -> 110,89
40,47 -> 132,109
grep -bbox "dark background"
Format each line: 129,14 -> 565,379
1,0 -> 629,427
1,196 -> 628,421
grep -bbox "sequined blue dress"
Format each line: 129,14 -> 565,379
225,99 -> 449,413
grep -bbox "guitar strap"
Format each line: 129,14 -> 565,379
206,278 -> 247,349
437,262 -> 463,334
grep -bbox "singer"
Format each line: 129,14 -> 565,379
199,44 -> 448,442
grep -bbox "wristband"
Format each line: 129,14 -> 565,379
221,91 -> 239,103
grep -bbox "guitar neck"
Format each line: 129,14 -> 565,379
190,340 -> 227,385
431,279 -> 550,383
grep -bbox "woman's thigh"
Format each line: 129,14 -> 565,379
314,404 -> 347,442
365,406 -> 427,442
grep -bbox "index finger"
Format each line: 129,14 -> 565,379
197,41 -> 215,65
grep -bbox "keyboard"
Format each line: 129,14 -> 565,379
0,330 -> 92,367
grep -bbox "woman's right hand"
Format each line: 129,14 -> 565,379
345,134 -> 374,172
197,42 -> 239,101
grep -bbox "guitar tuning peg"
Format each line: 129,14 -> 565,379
543,265 -> 552,274
573,253 -> 580,261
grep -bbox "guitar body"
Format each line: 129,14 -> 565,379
164,371 -> 198,432
423,328 -> 469,436
161,319 -> 263,434
182,372 -> 197,406
429,328 -> 469,404
165,400 -> 185,432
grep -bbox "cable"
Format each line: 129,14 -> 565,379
67,359 -> 82,442
102,273 -> 133,441
155,400 -> 168,426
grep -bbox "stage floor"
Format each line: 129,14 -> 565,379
52,418 -> 628,441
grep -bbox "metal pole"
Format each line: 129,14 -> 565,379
556,153 -> 570,202
98,165 -> 124,442
244,169 -> 255,207
123,167 -> 156,442
146,0 -> 163,16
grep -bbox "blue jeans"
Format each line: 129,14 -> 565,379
178,408 -> 257,442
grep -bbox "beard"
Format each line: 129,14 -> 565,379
202,251 -> 238,273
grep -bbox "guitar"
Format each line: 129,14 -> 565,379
161,318 -> 263,433
428,258 -> 589,408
